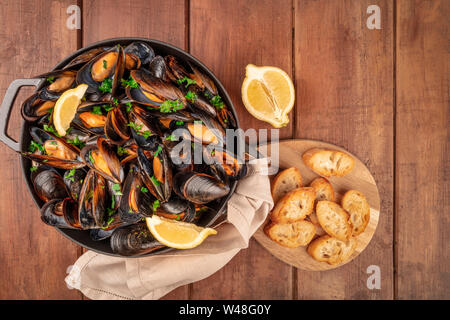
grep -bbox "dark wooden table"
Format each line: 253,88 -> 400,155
0,0 -> 448,300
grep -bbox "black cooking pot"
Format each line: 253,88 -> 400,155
0,37 -> 240,257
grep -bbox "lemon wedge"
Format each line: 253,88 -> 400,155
241,64 -> 295,128
53,84 -> 88,136
146,216 -> 217,249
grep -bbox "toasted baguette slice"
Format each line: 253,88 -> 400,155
307,235 -> 357,265
308,177 -> 335,228
316,201 -> 352,241
310,177 -> 335,202
302,148 -> 354,177
264,220 -> 315,248
271,167 -> 303,203
270,187 -> 316,224
342,190 -> 370,236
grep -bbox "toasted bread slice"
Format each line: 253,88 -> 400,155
307,235 -> 357,265
264,220 -> 316,248
302,148 -> 354,177
316,201 -> 352,241
271,167 -> 303,203
342,190 -> 370,236
310,177 -> 335,202
308,177 -> 335,228
270,187 -> 316,224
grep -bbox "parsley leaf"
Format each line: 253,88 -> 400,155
125,102 -> 133,112
28,141 -> 44,153
128,121 -> 143,132
210,95 -> 224,109
185,90 -> 198,102
30,166 -> 38,172
112,183 -> 123,196
151,175 -> 161,187
177,76 -> 196,88
103,60 -> 107,69
43,124 -> 60,137
160,99 -> 183,113
152,200 -> 160,212
103,104 -> 114,112
120,76 -> 139,89
91,105 -> 103,115
46,76 -> 55,83
175,120 -> 184,126
117,146 -> 128,156
140,187 -> 148,193
98,78 -> 112,93
66,136 -> 85,149
154,145 -> 162,157
112,97 -> 119,105
88,150 -> 95,164
141,130 -> 152,139
66,168 -> 76,182
165,134 -> 178,141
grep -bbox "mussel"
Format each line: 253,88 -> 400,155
173,172 -> 230,204
81,137 -> 124,184
110,223 -> 164,256
104,106 -> 130,145
33,169 -> 69,202
124,41 -> 155,69
77,169 -> 108,229
203,146 -> 247,181
41,198 -> 80,229
137,146 -> 172,202
63,168 -> 86,200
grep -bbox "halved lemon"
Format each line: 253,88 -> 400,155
241,64 -> 295,128
146,216 -> 217,249
53,84 -> 88,136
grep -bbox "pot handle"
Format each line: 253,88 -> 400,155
0,78 -> 43,152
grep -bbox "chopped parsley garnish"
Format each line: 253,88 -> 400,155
111,195 -> 115,209
152,200 -> 160,212
151,176 -> 161,187
98,78 -> 113,93
47,107 -> 54,114
117,146 -> 128,156
112,183 -> 123,196
127,122 -> 143,132
88,150 -> 95,164
154,145 -> 163,157
121,76 -> 139,89
210,95 -> 224,109
185,90 -> 198,102
112,97 -> 119,105
103,60 -> 107,69
30,166 -> 38,172
204,92 -> 210,98
91,105 -> 103,115
140,187 -> 148,193
165,134 -> 178,141
175,120 -> 184,126
66,169 -> 76,182
106,208 -> 115,217
66,136 -> 85,149
141,130 -> 152,139
28,141 -> 45,153
160,99 -> 183,113
175,214 -> 181,221
102,216 -> 114,230
177,76 -> 196,88
103,104 -> 114,112
46,76 -> 55,83
125,102 -> 133,112
43,124 -> 60,137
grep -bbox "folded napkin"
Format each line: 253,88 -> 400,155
65,158 -> 273,300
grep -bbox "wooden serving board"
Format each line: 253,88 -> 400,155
253,139 -> 380,271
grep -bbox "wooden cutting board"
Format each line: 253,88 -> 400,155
253,139 -> 380,271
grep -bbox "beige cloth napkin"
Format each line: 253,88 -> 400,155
65,158 -> 273,300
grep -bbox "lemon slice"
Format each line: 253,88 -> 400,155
241,64 -> 295,128
53,84 -> 88,136
146,216 -> 217,249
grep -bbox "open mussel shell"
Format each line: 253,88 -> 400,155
202,146 -> 247,181
156,195 -> 196,223
128,105 -> 161,150
148,55 -> 169,81
72,103 -> 108,135
76,46 -> 125,96
182,111 -> 225,146
63,47 -> 108,70
41,198 -> 79,229
110,223 -> 164,256
21,93 -> 55,122
137,146 -> 172,202
78,170 -> 108,229
81,137 -> 124,184
104,106 -> 130,145
124,41 -> 155,68
35,70 -> 77,101
119,164 -> 154,223
127,69 -> 186,107
63,168 -> 87,200
173,172 -> 230,204
33,169 -> 69,202
25,127 -> 85,169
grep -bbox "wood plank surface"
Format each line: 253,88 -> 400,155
0,0 -> 81,299
294,0 -> 394,299
189,0 -> 294,299
396,0 -> 449,299
81,0 -> 188,300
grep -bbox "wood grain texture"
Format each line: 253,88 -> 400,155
396,0 -> 449,299
0,0 -> 81,299
254,139 -> 380,271
81,0 -> 188,300
294,0 -> 394,299
189,0 -> 294,299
